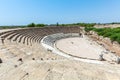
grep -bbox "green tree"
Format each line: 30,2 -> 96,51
27,23 -> 35,27
36,24 -> 45,27
56,22 -> 59,26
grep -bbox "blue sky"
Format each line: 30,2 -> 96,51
0,0 -> 120,25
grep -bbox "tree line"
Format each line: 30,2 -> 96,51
27,23 -> 46,27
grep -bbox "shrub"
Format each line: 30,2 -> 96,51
103,32 -> 113,37
85,27 -> 120,44
84,27 -> 95,32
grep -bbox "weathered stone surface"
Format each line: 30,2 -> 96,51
0,28 -> 120,80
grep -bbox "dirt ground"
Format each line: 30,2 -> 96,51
56,37 -> 105,60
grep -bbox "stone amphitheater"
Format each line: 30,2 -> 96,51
0,26 -> 120,80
